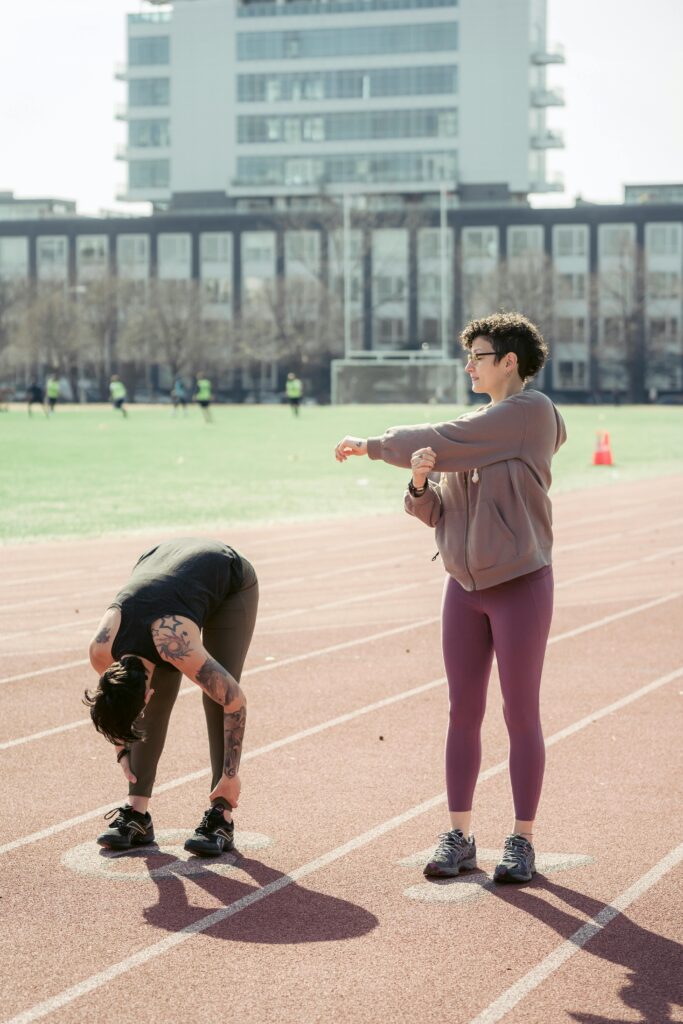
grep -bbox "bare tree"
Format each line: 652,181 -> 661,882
595,241 -> 646,402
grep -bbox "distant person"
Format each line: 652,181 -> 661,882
85,537 -> 258,856
46,374 -> 60,414
195,373 -> 213,423
286,372 -> 303,416
334,313 -> 566,885
109,375 -> 128,418
26,381 -> 47,417
171,377 -> 188,416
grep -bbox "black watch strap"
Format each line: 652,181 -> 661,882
408,479 -> 428,497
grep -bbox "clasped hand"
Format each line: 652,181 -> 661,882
410,446 -> 437,487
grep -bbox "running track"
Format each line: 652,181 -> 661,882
1,475 -> 682,1024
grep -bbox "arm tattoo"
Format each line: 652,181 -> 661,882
195,657 -> 240,706
94,626 -> 111,644
223,706 -> 246,778
152,615 -> 193,661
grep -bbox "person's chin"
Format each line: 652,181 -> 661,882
470,378 -> 481,390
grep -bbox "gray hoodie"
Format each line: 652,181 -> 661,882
366,389 -> 567,591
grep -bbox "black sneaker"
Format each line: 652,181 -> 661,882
493,834 -> 536,883
423,829 -> 477,878
184,807 -> 235,857
97,805 -> 155,850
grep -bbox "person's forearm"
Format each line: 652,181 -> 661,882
223,705 -> 246,779
195,656 -> 242,707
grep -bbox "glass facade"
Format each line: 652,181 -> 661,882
242,231 -> 277,307
238,108 -> 457,144
237,22 -> 458,60
0,236 -> 29,279
36,237 -> 68,282
553,225 -> 588,258
128,78 -> 170,107
129,36 -> 170,65
238,65 -> 457,102
129,159 -> 170,188
158,234 -> 192,280
417,227 -> 453,349
238,0 -> 457,15
200,232 -> 233,310
129,119 -> 171,148
373,229 -> 408,349
236,151 -> 457,187
77,236 -> 109,279
116,235 -> 150,278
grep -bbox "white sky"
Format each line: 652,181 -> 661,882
0,0 -> 681,216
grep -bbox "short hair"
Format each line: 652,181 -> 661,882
460,312 -> 548,382
83,655 -> 147,746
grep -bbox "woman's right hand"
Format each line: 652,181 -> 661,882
410,447 -> 436,488
116,748 -> 137,784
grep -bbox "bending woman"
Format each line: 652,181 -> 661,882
85,537 -> 258,857
334,313 -> 566,883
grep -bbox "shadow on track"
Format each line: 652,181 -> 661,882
489,875 -> 683,1023
132,847 -> 378,944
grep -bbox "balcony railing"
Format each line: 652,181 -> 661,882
531,87 -> 565,107
115,104 -> 129,121
531,42 -> 565,64
114,63 -> 128,81
531,129 -> 564,149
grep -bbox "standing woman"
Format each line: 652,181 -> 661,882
334,313 -> 566,883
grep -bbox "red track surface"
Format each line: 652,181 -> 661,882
1,476 -> 682,1024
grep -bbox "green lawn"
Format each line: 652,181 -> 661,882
1,402 -> 681,542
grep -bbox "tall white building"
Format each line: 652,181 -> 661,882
117,0 -> 564,206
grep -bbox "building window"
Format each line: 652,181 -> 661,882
238,108 -> 458,145
37,237 -> 68,281
237,22 -> 458,61
158,234 -> 191,280
128,78 -> 170,107
0,237 -> 29,279
77,236 -> 108,278
647,272 -> 680,299
129,119 -> 170,148
553,226 -> 588,258
555,272 -> 586,300
117,234 -> 150,276
129,159 -> 170,188
646,223 -> 682,256
508,226 -> 543,258
599,224 -> 636,258
462,228 -> 498,259
128,36 -> 170,65
236,151 -> 457,187
238,65 -> 457,103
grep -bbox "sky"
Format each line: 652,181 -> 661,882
0,0 -> 681,216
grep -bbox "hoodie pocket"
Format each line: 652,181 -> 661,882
469,499 -> 518,571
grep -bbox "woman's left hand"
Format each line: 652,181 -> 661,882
335,436 -> 368,462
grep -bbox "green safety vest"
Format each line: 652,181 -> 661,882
110,380 -> 127,401
46,379 -> 60,399
196,378 -> 212,401
286,378 -> 303,399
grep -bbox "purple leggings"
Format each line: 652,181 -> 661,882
441,565 -> 554,821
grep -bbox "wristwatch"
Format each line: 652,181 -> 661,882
408,479 -> 428,497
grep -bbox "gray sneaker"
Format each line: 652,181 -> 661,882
423,829 -> 477,878
493,834 -> 536,883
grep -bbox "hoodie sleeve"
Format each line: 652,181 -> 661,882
366,398 -> 525,473
404,479 -> 443,527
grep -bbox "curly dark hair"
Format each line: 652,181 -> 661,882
460,312 -> 548,382
83,655 -> 148,746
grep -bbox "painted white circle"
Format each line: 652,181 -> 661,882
62,829 -> 273,882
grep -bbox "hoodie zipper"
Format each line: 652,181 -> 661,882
463,472 -> 476,591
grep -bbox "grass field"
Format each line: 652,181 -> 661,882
0,401 -> 681,542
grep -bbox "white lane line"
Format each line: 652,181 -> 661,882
1,581 -> 680,753
468,840 -> 683,1024
4,666 -> 682,1024
0,531 -> 409,613
556,544 -> 683,590
0,601 -> 437,688
554,515 -> 683,554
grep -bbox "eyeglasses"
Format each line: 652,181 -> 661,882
465,351 -> 498,365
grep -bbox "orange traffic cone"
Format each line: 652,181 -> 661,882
593,430 -> 613,466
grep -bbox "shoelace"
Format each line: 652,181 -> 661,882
195,809 -> 230,836
500,835 -> 531,866
104,806 -> 132,828
433,830 -> 468,859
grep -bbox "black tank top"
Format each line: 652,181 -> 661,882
110,538 -> 244,667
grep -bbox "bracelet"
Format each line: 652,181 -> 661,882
408,479 -> 428,497
116,747 -> 131,763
